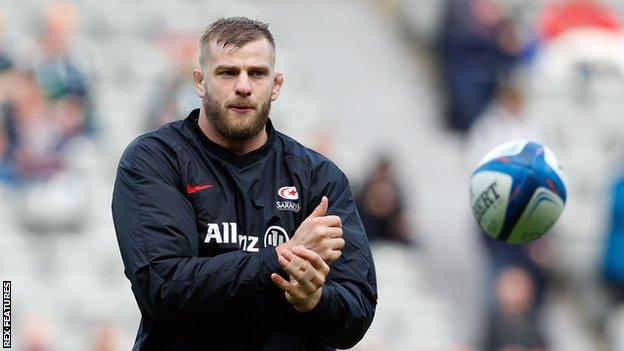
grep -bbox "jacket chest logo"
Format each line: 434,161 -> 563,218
204,222 -> 289,252
186,183 -> 215,194
278,186 -> 298,200
276,186 -> 300,212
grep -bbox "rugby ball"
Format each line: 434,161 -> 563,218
469,139 -> 567,244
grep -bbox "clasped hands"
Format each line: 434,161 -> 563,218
272,196 -> 344,312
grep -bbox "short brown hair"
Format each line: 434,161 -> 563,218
199,17 -> 275,67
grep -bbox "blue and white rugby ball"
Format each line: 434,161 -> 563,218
469,139 -> 567,244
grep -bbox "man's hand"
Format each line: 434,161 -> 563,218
276,196 -> 345,264
271,246 -> 330,313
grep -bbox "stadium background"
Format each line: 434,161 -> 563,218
1,0 -> 624,350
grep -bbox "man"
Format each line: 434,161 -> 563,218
112,17 -> 377,350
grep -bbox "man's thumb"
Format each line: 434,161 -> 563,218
308,196 -> 328,218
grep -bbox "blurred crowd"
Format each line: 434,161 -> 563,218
2,0 -> 624,350
0,2 -> 93,186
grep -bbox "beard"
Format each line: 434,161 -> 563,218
202,92 -> 271,141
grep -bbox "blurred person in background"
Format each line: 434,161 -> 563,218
0,71 -> 89,183
484,266 -> 547,351
144,31 -> 200,130
1,69 -> 61,182
480,230 -> 550,312
36,1 -> 89,99
438,0 -> 523,133
35,1 -> 95,134
356,156 -> 414,245
464,72 -> 543,166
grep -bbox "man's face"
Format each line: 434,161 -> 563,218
194,38 -> 283,140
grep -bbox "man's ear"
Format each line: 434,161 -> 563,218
193,69 -> 206,98
271,72 -> 284,101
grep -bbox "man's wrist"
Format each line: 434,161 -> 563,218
293,287 -> 323,313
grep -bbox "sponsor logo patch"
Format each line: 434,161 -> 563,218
264,226 -> 290,247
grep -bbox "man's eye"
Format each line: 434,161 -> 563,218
220,71 -> 236,77
250,71 -> 266,77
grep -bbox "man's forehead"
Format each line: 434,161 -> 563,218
206,38 -> 275,66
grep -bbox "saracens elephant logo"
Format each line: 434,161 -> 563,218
264,226 -> 290,247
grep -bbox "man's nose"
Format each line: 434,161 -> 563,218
234,73 -> 252,97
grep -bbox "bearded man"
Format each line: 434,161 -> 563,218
112,17 -> 377,351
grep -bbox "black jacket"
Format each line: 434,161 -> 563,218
112,109 -> 377,350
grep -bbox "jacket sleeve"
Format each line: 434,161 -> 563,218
298,161 -> 378,349
111,137 -> 280,323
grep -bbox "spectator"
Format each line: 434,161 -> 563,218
0,69 -> 90,185
464,72 -> 543,167
484,266 -> 547,351
356,157 -> 414,245
144,31 -> 200,130
438,0 -> 522,133
1,70 -> 61,182
35,1 -> 94,132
